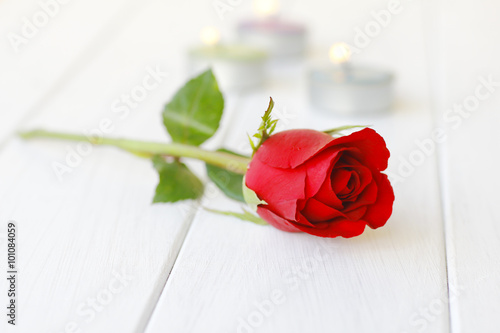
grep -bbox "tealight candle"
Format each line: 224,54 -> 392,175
188,27 -> 267,90
308,43 -> 394,114
237,0 -> 306,60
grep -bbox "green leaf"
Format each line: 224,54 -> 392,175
204,207 -> 268,226
152,155 -> 204,203
323,125 -> 369,136
205,149 -> 247,202
163,69 -> 224,146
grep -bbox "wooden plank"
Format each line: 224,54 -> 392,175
0,1 -> 242,332
0,0 -> 153,143
432,0 -> 500,331
0,139 -> 200,333
146,58 -> 449,332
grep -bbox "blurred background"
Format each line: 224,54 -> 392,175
0,0 -> 439,135
1,0 -> 500,332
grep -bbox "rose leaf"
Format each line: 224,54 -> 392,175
152,155 -> 204,203
205,149 -> 246,203
163,69 -> 224,146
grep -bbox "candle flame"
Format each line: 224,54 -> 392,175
200,27 -> 220,46
253,0 -> 280,17
329,43 -> 351,64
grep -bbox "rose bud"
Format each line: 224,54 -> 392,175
245,128 -> 394,238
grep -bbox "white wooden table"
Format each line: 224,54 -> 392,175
1,0 -> 499,332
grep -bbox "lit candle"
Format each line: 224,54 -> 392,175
237,0 -> 306,60
308,43 -> 393,114
188,27 -> 267,90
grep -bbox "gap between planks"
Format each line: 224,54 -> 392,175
421,0 -> 453,331
139,92 -> 245,333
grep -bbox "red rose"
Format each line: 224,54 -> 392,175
245,128 -> 394,238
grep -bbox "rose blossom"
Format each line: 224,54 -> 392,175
245,128 -> 394,238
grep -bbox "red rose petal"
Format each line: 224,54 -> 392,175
257,206 -> 301,232
314,170 -> 343,209
301,198 -> 346,222
269,199 -> 303,221
343,180 -> 378,212
304,149 -> 342,197
327,128 -> 390,171
335,154 -> 364,168
350,164 -> 373,197
362,173 -> 395,229
246,158 -> 306,206
255,129 -> 335,169
344,171 -> 360,194
343,206 -> 368,221
295,212 -> 317,227
293,218 -> 367,238
333,155 -> 373,201
331,169 -> 353,194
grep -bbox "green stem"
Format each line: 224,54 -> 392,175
19,129 -> 250,174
